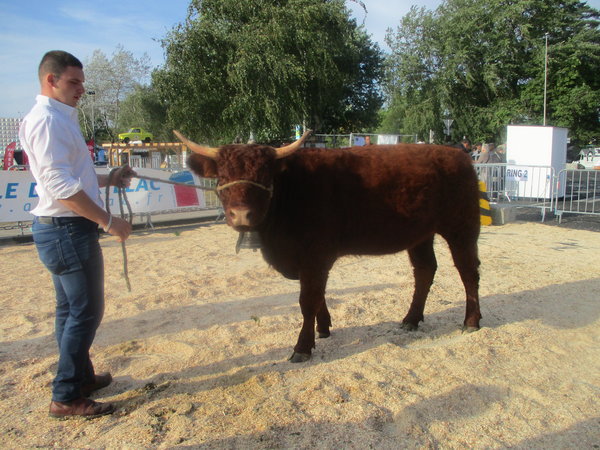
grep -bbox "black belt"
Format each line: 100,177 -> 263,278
36,216 -> 95,226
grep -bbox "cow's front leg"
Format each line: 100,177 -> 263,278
316,301 -> 332,339
289,268 -> 329,363
402,237 -> 437,330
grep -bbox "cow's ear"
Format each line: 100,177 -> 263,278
187,154 -> 218,178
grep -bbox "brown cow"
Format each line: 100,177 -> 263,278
175,130 -> 482,362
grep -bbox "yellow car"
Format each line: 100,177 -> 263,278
118,127 -> 153,143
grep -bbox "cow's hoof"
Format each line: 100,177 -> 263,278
317,331 -> 330,339
462,325 -> 480,333
400,322 -> 419,331
289,352 -> 311,363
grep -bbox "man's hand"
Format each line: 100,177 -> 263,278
106,216 -> 132,242
111,165 -> 137,188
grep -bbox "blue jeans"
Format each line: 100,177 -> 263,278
32,216 -> 104,402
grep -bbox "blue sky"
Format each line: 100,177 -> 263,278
1,0 -> 598,118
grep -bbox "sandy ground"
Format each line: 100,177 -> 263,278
0,219 -> 598,449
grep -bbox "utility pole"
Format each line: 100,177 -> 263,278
543,33 -> 549,126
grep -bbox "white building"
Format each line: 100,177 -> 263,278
0,117 -> 22,152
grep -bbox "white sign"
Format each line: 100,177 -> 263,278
443,119 -> 454,135
0,171 -> 38,221
0,168 -> 207,223
506,166 -> 529,181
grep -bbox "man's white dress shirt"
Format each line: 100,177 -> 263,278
19,95 -> 103,217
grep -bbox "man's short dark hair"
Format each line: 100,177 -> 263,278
38,50 -> 83,82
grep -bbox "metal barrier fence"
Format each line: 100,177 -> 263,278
474,164 -> 557,221
192,177 -> 221,209
475,164 -> 600,223
554,168 -> 600,222
0,221 -> 33,236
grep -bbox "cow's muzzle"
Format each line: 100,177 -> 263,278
229,208 -> 253,229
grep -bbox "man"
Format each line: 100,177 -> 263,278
19,50 -> 135,419
476,143 -> 502,164
471,143 -> 482,161
453,137 -> 472,154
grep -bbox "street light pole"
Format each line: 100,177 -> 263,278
87,90 -> 96,145
543,33 -> 549,126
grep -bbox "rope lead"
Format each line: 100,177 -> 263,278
104,167 -> 221,291
106,167 -> 133,292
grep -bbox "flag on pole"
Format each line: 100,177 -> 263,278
3,142 -> 16,170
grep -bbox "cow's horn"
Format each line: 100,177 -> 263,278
173,130 -> 219,159
275,129 -> 312,159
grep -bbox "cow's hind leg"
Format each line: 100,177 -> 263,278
402,236 -> 437,331
290,268 -> 329,363
445,235 -> 481,331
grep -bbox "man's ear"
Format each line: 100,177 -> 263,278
187,154 -> 218,178
46,72 -> 58,88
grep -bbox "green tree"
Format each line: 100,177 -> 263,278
79,45 -> 151,142
153,0 -> 384,143
117,86 -> 169,141
383,0 -> 600,145
379,7 -> 443,142
539,5 -> 600,144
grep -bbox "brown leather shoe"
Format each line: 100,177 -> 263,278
81,372 -> 112,397
49,397 -> 114,419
